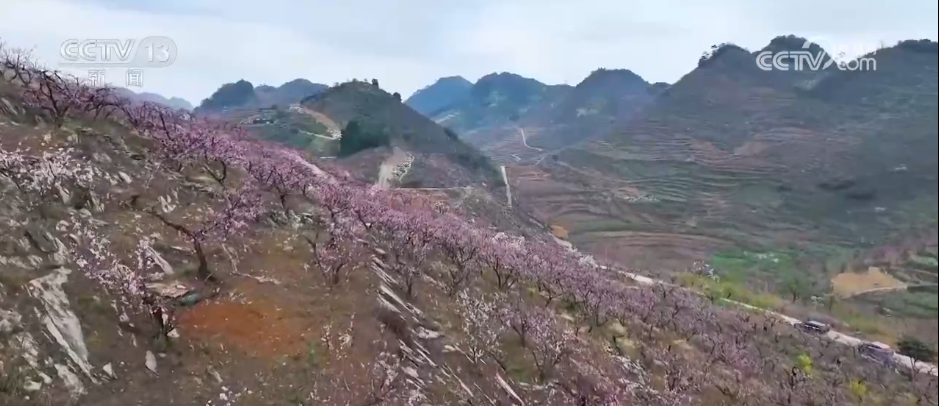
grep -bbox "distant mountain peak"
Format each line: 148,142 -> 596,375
763,35 -> 831,56
195,78 -> 327,114
580,68 -> 647,86
405,76 -> 473,116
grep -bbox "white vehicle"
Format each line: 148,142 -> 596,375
858,342 -> 895,364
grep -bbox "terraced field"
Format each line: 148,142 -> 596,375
511,41 -> 938,284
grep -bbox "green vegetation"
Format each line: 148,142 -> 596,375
338,120 -> 390,157
847,379 -> 868,402
676,272 -> 784,311
830,307 -> 887,336
570,218 -> 634,234
709,249 -> 797,281
198,79 -> 257,111
248,108 -> 337,154
861,290 -> 939,319
706,247 -> 843,302
306,81 -> 500,182
897,337 -> 936,362
909,254 -> 939,271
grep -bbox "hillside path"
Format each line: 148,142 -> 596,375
516,126 -> 542,151
501,165 -> 512,207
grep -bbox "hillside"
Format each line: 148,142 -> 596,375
510,37 -> 938,317
404,76 -> 472,116
3,48 -> 936,406
195,78 -> 328,114
300,80 -> 503,188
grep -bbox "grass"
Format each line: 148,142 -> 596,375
861,290 -> 939,319
571,218 -> 634,234
908,255 -> 938,270
675,272 -> 784,311
709,248 -> 799,283
831,306 -> 889,337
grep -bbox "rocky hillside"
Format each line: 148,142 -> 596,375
300,80 -> 502,188
3,41 -> 936,406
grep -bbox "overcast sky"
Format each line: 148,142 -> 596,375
2,0 -> 936,105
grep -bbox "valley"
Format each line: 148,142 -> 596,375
2,27 -> 936,406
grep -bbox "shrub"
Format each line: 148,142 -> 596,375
338,120 -> 390,157
897,337 -> 936,362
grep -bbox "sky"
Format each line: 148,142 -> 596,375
1,0 -> 936,106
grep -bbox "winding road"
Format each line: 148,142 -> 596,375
516,126 -> 542,151
609,266 -> 939,376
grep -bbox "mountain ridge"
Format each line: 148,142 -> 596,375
195,78 -> 328,114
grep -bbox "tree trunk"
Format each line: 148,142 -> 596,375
193,240 -> 214,282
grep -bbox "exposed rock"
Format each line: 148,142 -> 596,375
48,236 -> 70,267
23,380 -> 43,392
27,268 -> 97,382
145,282 -> 190,299
87,191 -> 104,213
92,152 -> 112,164
24,224 -> 57,254
145,351 -> 158,374
0,97 -> 17,115
102,363 -> 116,379
207,365 -> 224,383
145,245 -> 175,275
0,308 -> 22,334
55,183 -> 71,204
0,235 -> 29,256
54,363 -> 85,395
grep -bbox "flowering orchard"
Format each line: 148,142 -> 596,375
1,47 -> 935,406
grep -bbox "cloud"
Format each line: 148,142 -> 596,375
1,0 -> 935,105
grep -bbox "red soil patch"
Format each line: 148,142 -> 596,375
177,298 -> 313,358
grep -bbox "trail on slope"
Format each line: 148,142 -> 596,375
516,126 -> 542,151
376,147 -> 413,190
501,165 -> 512,207
290,104 -> 342,139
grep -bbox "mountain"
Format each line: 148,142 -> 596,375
405,76 -> 472,115
300,80 -> 502,188
412,69 -> 665,159
257,78 -> 328,106
195,78 -> 328,114
195,79 -> 258,113
512,37 -> 938,284
511,68 -> 666,150
111,87 -> 193,110
430,72 -> 571,135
